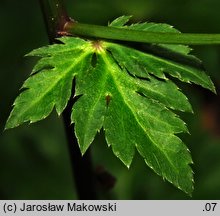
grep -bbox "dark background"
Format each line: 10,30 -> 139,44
1,0 -> 220,199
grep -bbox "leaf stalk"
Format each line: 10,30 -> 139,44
65,21 -> 220,45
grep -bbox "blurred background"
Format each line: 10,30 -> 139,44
1,0 -> 220,199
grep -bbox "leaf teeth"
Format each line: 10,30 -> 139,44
101,45 -> 195,194
80,147 -> 87,156
5,37 -> 91,130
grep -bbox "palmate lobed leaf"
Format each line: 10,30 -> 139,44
5,16 -> 216,195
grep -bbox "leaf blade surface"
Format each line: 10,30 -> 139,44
6,17 -> 216,195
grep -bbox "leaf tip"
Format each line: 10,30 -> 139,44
211,86 -> 217,94
4,119 -> 19,131
109,15 -> 133,27
126,164 -> 131,169
78,141 -> 90,157
4,125 -> 9,131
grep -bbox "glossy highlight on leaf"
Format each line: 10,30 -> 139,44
6,16 -> 216,195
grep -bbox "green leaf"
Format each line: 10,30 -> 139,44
5,37 -> 94,128
109,16 -> 215,92
6,16 -> 216,195
72,51 -> 193,194
107,42 -> 215,92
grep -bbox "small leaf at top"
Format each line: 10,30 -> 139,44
109,15 -> 132,27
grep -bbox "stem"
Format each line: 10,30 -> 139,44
65,21 -> 220,45
39,0 -> 69,42
39,0 -> 97,199
62,93 -> 97,199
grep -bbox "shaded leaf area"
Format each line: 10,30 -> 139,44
109,16 -> 215,92
6,17 -> 216,195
